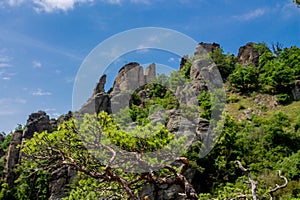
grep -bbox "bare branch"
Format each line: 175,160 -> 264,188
269,170 -> 288,200
235,161 -> 257,200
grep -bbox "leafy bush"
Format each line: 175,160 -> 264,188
276,93 -> 291,105
227,94 -> 239,103
229,64 -> 258,92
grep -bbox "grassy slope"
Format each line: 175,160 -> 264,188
226,91 -> 300,122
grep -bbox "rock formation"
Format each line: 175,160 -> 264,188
5,130 -> 22,188
79,63 -> 157,116
23,110 -> 56,139
79,74 -> 111,115
3,42 -> 226,199
194,42 -> 220,57
49,166 -> 76,200
292,80 -> 300,100
237,42 -> 259,66
110,62 -> 156,114
5,111 -> 58,188
111,62 -> 156,94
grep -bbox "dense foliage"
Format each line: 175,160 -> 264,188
0,43 -> 299,199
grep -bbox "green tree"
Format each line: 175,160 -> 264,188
229,64 -> 258,92
210,48 -> 236,80
259,60 -> 294,94
18,112 -> 198,200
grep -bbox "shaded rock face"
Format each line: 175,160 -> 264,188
23,110 -> 57,139
0,134 -> 4,158
49,166 -> 77,200
237,42 -> 259,66
5,111 -> 57,189
93,74 -> 106,95
179,55 -> 189,71
292,80 -> 300,100
5,130 -> 23,188
140,168 -> 196,200
79,74 -> 111,115
79,93 -> 111,115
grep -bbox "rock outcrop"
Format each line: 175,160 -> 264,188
4,42 -> 226,199
111,62 -> 156,94
194,42 -> 220,57
79,74 -> 111,115
237,42 -> 259,66
292,80 -> 300,100
110,63 -> 156,114
5,111 -> 57,189
5,130 -> 23,188
79,63 -> 157,116
23,110 -> 56,139
49,166 -> 77,200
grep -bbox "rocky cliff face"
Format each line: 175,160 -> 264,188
23,110 -> 56,139
111,62 -> 156,94
292,80 -> 300,100
4,42 -> 227,199
237,42 -> 259,66
5,130 -> 22,188
5,111 -> 57,187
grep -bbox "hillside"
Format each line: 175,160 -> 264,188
0,42 -> 300,200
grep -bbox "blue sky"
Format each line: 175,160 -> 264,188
0,0 -> 299,133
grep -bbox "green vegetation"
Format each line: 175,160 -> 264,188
0,43 -> 299,199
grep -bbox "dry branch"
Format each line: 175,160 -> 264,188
269,170 -> 288,200
235,161 -> 257,200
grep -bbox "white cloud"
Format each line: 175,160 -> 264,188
277,1 -> 300,19
233,8 -> 266,21
168,57 -> 175,62
0,56 -> 12,68
51,112 -> 61,118
33,0 -> 94,13
3,0 -> 153,12
6,0 -> 24,6
103,0 -> 123,4
130,0 -> 150,4
136,44 -> 150,53
0,63 -> 11,68
32,88 -> 52,96
2,77 -> 11,80
32,60 -> 42,68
